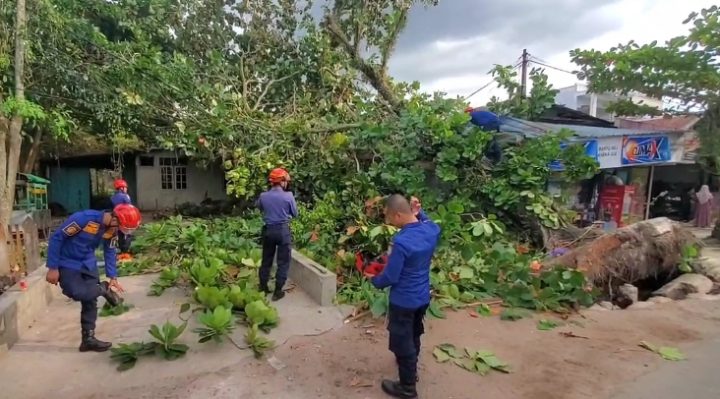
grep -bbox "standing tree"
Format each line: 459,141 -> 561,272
0,0 -> 28,275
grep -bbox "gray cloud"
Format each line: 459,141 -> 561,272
389,0 -> 625,85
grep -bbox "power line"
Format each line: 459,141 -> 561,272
463,80 -> 495,101
463,61 -> 523,101
528,59 -> 576,75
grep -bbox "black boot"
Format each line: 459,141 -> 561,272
79,330 -> 112,352
259,283 -> 271,295
272,289 -> 285,301
381,380 -> 417,399
100,281 -> 123,307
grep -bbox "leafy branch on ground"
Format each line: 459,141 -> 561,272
110,320 -> 189,371
99,302 -> 133,317
639,341 -> 686,361
433,343 -> 511,375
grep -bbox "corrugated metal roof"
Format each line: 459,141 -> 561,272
615,115 -> 700,132
499,116 -> 677,139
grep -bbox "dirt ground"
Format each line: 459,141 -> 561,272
99,296 -> 720,399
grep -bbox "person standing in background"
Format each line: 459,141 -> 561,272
256,168 -> 298,301
694,185 -> 714,228
112,179 -> 134,261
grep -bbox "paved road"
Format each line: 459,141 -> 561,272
612,337 -> 720,399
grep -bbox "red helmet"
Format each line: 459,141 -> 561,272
355,252 -> 387,277
268,168 -> 290,184
114,179 -> 128,190
113,204 -> 141,233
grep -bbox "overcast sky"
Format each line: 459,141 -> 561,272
387,0 -> 718,106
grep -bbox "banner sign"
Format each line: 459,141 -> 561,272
549,140 -> 598,172
621,135 -> 671,165
597,136 -> 622,169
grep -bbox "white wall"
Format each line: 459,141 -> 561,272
135,152 -> 228,210
555,85 -> 581,109
555,84 -> 662,122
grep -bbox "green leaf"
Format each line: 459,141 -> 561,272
433,347 -> 451,363
500,308 -> 530,321
458,266 -> 474,279
437,343 -> 462,359
640,341 -> 685,361
370,296 -> 388,318
369,226 -> 384,239
657,347 -> 686,361
537,319 -> 561,331
476,304 -> 492,317
427,301 -> 446,319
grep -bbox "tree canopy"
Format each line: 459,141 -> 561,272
570,5 -> 720,170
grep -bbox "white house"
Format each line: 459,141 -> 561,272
134,151 -> 228,210
555,83 -> 663,122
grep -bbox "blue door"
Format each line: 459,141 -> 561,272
49,167 -> 91,213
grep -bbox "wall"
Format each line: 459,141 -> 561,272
135,152 -> 228,210
555,85 -> 662,122
555,85 -> 582,109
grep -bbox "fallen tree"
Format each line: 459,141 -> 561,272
547,218 -> 697,291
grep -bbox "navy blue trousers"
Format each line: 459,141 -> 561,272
387,303 -> 429,385
58,268 -> 103,331
259,224 -> 292,291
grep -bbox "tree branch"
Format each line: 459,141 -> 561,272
308,122 -> 362,133
251,72 -> 300,112
324,14 -> 402,114
380,7 -> 408,74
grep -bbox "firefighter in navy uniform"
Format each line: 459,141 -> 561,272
256,168 -> 298,301
367,195 -> 441,399
45,204 -> 142,352
111,179 -> 134,262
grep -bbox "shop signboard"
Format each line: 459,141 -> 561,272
621,135 -> 671,165
597,136 -> 622,169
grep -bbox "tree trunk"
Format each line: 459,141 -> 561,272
324,14 -> 403,114
547,217 -> 696,289
0,0 -> 27,276
22,128 -> 42,173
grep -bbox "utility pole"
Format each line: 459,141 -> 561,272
520,48 -> 528,98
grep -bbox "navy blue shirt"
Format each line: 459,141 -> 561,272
111,191 -> 132,207
372,210 -> 441,309
47,210 -> 119,278
256,187 -> 298,226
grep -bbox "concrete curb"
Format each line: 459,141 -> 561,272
288,250 -> 336,306
0,266 -> 60,352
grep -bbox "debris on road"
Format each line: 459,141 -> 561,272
547,218 -> 696,288
559,332 -> 589,339
433,344 -> 511,375
639,341 -> 686,361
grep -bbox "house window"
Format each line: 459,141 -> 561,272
175,166 -> 187,190
159,157 -> 188,190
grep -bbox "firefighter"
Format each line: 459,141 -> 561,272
367,195 -> 441,399
111,179 -> 134,262
256,168 -> 298,301
45,204 -> 142,352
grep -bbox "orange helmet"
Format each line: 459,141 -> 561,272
114,179 -> 128,190
113,204 -> 142,234
268,168 -> 290,184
